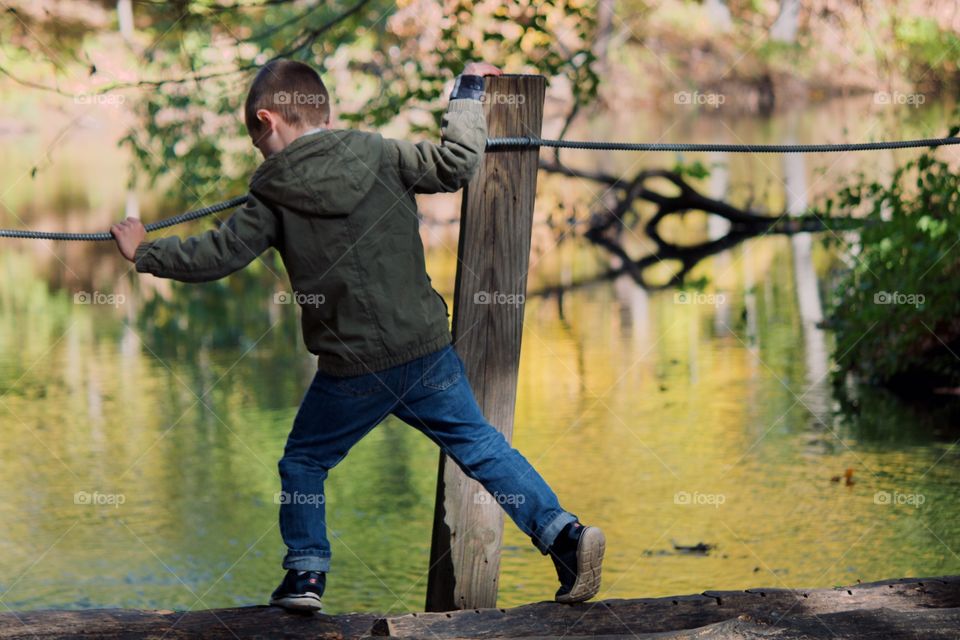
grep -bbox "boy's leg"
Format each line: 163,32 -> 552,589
278,365 -> 401,572
391,344 -> 577,554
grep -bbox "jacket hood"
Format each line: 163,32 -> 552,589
249,128 -> 384,216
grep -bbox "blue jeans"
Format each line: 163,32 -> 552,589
278,343 -> 577,572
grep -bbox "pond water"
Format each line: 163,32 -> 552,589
0,91 -> 958,615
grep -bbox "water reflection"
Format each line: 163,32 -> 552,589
781,116 -> 831,414
0,95 -> 958,614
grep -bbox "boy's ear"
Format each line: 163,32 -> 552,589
256,108 -> 276,131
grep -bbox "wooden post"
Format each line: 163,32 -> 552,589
425,74 -> 546,612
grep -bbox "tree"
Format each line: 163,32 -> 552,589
704,0 -> 732,33
1,0 -> 600,204
769,0 -> 800,43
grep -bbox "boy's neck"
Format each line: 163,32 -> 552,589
298,126 -> 328,139
260,123 -> 330,158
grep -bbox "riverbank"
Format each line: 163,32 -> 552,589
1,575 -> 957,639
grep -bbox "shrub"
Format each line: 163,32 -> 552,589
818,128 -> 960,390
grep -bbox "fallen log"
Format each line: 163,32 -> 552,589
0,608 -> 377,639
380,608 -> 960,640
0,575 -> 957,639
382,576 -> 960,638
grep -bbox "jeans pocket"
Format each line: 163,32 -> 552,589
422,346 -> 462,391
331,371 -> 388,397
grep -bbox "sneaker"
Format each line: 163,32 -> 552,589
548,521 -> 605,603
269,569 -> 325,612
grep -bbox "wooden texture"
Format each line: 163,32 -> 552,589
1,576 -> 958,638
389,575 -> 960,638
0,606 -> 376,639
379,609 -> 960,639
424,74 -> 547,612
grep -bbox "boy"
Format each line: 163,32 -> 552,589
111,59 -> 605,612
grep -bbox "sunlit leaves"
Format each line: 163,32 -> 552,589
815,127 -> 960,387
113,0 -> 600,201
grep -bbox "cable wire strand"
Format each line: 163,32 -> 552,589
0,196 -> 249,241
485,135 -> 960,153
1,135 -> 957,241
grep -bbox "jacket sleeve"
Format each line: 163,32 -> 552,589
133,193 -> 278,282
385,96 -> 487,194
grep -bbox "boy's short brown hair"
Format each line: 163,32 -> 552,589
244,59 -> 331,138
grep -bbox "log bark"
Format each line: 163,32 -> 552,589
1,576 -> 957,638
387,576 -> 960,638
0,607 -> 377,639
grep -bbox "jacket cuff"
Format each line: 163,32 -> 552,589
133,241 -> 155,273
450,74 -> 484,101
446,99 -> 484,114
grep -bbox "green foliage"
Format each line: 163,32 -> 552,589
671,159 -> 710,180
117,0 -> 386,206
816,127 -> 960,388
111,0 -> 600,205
893,17 -> 960,89
676,274 -> 710,292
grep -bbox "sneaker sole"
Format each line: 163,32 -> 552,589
270,593 -> 323,612
555,526 -> 605,604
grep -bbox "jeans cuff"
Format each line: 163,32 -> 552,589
283,552 -> 331,572
534,510 -> 578,554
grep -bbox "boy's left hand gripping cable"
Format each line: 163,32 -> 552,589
0,195 -> 249,241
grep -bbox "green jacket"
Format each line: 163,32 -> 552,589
134,98 -> 486,376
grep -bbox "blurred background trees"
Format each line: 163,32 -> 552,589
2,0 -> 959,389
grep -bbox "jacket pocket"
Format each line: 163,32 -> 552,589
433,289 -> 450,318
422,346 -> 462,391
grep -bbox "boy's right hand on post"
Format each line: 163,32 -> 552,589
462,62 -> 503,77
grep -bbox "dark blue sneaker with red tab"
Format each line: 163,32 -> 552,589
270,569 -> 325,612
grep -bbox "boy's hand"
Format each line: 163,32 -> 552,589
110,217 -> 147,263
463,62 -> 502,77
